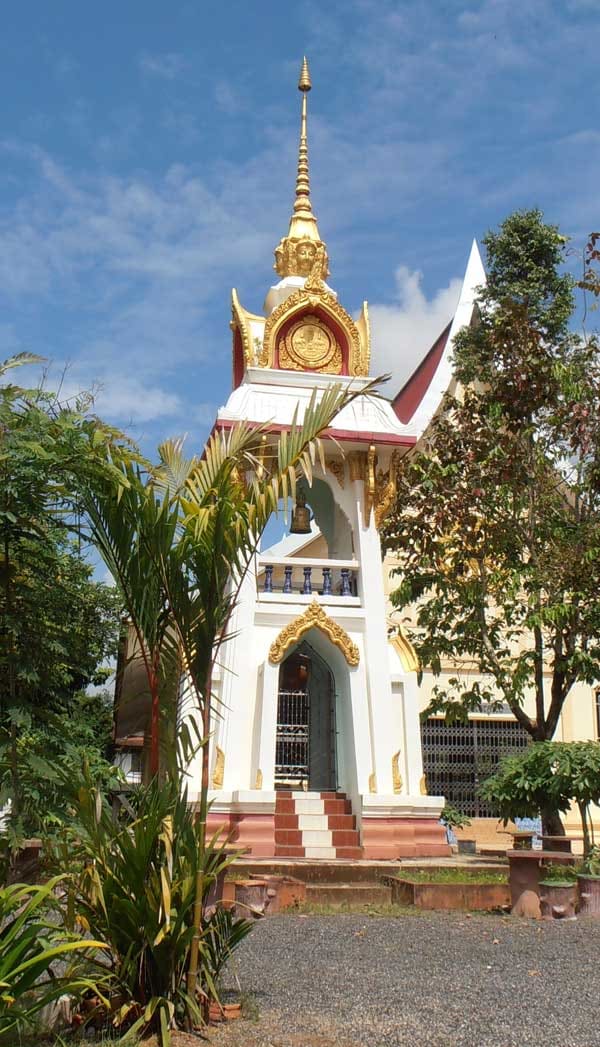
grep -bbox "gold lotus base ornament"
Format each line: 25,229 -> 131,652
212,746 -> 225,788
392,751 -> 403,794
280,315 -> 341,373
268,600 -> 360,666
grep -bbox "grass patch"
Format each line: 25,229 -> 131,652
290,901 -> 420,917
397,867 -> 507,885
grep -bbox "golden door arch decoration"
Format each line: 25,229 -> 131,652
268,600 -> 360,667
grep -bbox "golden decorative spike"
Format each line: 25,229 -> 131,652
273,58 -> 330,281
298,56 -> 312,91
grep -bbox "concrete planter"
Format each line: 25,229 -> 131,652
457,839 -> 477,855
577,875 -> 600,916
539,881 -> 577,920
386,876 -> 509,911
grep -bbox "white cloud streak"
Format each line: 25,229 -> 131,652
370,267 -> 462,394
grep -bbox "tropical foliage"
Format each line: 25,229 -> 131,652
480,741 -> 600,855
70,775 -> 253,1042
385,212 -> 600,771
0,877 -> 106,1038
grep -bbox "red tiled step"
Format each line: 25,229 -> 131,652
334,847 -> 363,860
274,829 -> 303,846
274,798 -> 296,815
274,845 -> 305,857
274,813 -> 300,829
323,799 -> 352,815
327,814 -> 356,831
331,830 -> 361,847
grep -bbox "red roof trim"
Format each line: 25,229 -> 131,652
392,321 -> 452,425
211,419 -> 415,447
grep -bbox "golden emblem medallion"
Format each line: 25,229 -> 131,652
279,314 -> 342,373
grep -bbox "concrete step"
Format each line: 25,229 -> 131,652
232,859 -> 398,883
305,882 -> 392,907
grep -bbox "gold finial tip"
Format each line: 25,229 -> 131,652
298,56 -> 312,92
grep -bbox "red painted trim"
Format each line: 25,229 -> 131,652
232,327 -> 244,390
392,321 -> 452,425
212,418 -> 416,447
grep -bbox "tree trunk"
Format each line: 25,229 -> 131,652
541,807 -> 565,837
186,668 -> 212,1025
4,533 -> 20,821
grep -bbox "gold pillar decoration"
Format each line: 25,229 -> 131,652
273,57 -> 330,283
419,775 -> 428,796
325,457 -> 345,488
392,751 -> 403,794
348,451 -> 366,482
374,449 -> 401,530
389,629 -> 420,674
363,444 -> 377,527
368,772 -> 377,794
268,600 -> 359,666
212,746 -> 225,788
255,769 -> 263,790
256,434 -> 268,480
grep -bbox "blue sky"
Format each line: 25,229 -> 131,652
1,0 -> 598,456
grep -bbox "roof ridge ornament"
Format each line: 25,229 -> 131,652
274,57 -> 330,284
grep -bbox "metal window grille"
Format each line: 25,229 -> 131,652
275,689 -> 310,786
421,717 -> 530,817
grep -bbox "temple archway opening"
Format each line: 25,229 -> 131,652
275,640 -> 337,791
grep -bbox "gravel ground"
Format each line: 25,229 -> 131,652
205,911 -> 600,1047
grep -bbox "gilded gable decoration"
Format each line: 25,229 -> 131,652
268,600 -> 360,666
231,288 -> 263,368
279,314 -> 342,373
258,290 -> 369,375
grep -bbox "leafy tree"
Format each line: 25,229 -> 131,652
480,741 -> 600,856
0,355 -> 131,838
385,211 -> 600,833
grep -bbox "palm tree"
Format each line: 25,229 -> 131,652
85,378 -> 381,1002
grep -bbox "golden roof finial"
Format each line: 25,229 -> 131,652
273,58 -> 329,283
298,55 -> 312,91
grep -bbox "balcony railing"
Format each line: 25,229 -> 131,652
257,556 -> 360,602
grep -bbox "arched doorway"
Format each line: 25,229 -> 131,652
275,641 -> 336,790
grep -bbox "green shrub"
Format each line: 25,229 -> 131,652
0,877 -> 106,1039
71,776 -> 253,1044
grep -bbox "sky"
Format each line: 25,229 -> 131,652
1,0 -> 598,458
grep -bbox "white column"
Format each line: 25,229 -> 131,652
402,675 -> 425,795
255,660 -> 280,790
218,558 -> 259,791
353,491 -> 397,794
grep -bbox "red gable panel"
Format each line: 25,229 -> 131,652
391,321 -> 452,424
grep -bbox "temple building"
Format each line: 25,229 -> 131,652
181,58 -> 457,859
114,59 -> 600,854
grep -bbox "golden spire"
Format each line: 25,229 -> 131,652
274,57 -> 329,282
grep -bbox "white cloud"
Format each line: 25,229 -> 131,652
369,267 -> 462,394
138,52 -> 187,80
